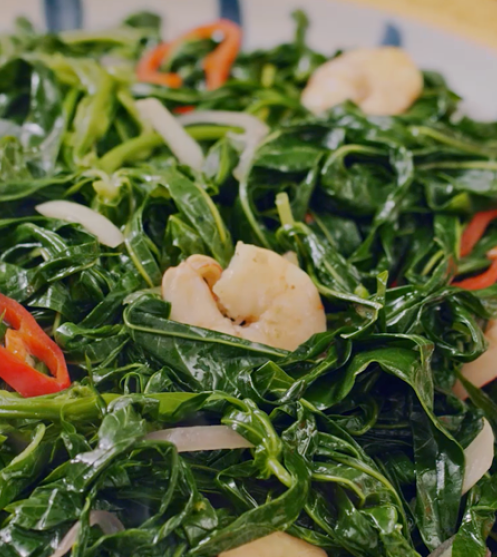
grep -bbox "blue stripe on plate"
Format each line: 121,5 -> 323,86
44,0 -> 83,32
380,23 -> 402,47
219,0 -> 242,25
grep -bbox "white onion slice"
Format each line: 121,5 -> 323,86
136,98 -> 204,171
427,537 -> 454,557
486,320 -> 497,344
463,418 -> 495,494
49,511 -> 124,557
50,523 -> 80,557
36,201 -> 124,248
454,320 -> 497,400
145,425 -> 253,452
177,110 -> 269,180
427,537 -> 490,557
427,420 -> 495,556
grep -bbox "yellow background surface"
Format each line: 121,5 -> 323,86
352,0 -> 497,50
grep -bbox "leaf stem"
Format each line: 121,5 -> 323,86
267,458 -> 293,488
185,125 -> 242,141
418,160 -> 497,171
411,126 -> 497,158
276,192 -> 295,227
239,178 -> 272,249
99,133 -> 163,173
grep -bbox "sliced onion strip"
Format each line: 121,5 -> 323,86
49,511 -> 124,557
427,537 -> 454,557
177,110 -> 269,179
136,98 -> 204,171
36,201 -> 124,248
145,425 -> 253,452
427,537 -> 490,557
50,522 -> 80,557
454,320 -> 497,399
463,418 -> 494,494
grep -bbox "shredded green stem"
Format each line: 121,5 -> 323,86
99,133 -> 163,173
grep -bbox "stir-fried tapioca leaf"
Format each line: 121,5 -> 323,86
158,167 -> 234,267
1,9 -> 497,557
124,295 -> 286,392
0,423 -> 54,511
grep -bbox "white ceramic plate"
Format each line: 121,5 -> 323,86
1,0 -> 497,119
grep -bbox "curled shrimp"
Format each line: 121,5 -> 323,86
301,46 -> 423,116
162,243 -> 327,351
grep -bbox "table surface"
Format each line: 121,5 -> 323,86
352,0 -> 497,50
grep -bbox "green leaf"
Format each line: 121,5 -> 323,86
158,167 -> 234,267
125,202 -> 162,287
0,424 -> 53,510
124,295 -> 285,391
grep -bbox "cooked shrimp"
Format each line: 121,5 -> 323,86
301,46 -> 423,116
219,532 -> 326,557
186,254 -> 223,289
161,255 -> 238,337
282,251 -> 299,266
162,242 -> 327,351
